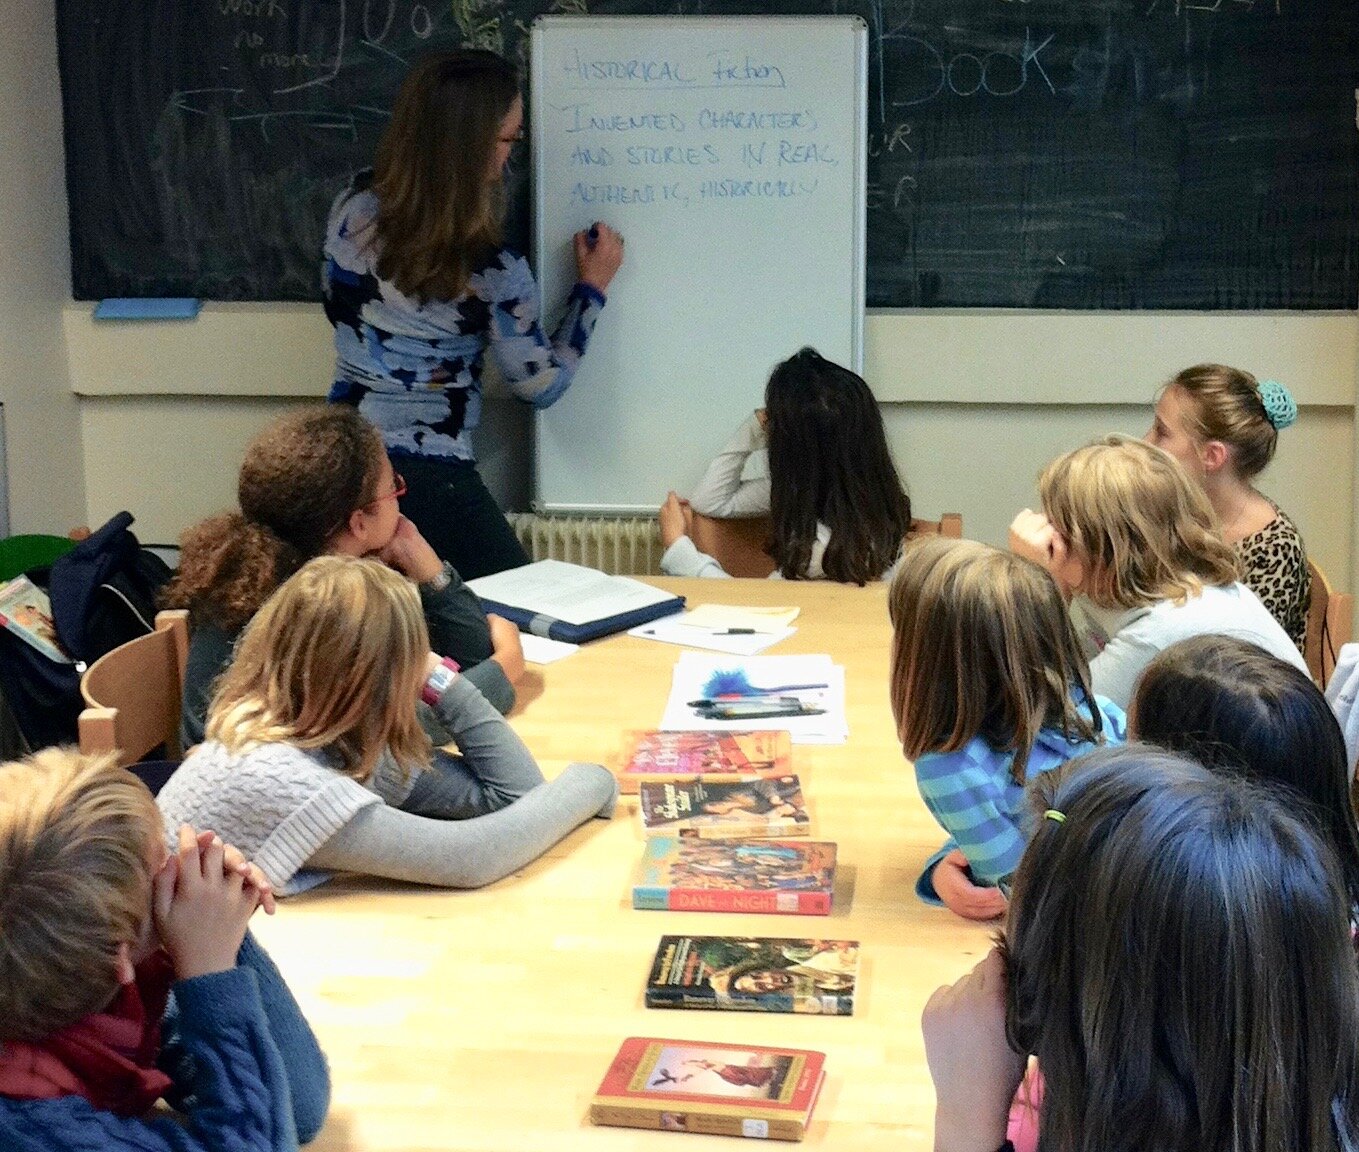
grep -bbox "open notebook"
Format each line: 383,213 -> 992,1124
467,559 -> 684,643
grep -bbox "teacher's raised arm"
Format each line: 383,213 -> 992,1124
322,49 -> 625,581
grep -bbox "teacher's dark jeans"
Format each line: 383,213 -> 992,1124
398,456 -> 530,581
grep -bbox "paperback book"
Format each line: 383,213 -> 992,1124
646,935 -> 859,1016
0,576 -> 72,663
632,837 -> 837,915
590,1036 -> 826,1142
616,729 -> 792,795
638,776 -> 810,839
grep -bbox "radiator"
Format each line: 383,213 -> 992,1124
506,513 -> 663,576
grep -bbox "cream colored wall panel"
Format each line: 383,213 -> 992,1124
0,5 -> 83,532
882,403 -> 1352,589
866,312 -> 1358,406
65,304 -> 331,398
67,305 -> 1358,410
80,397 -> 308,542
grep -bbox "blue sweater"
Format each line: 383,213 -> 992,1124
913,696 -> 1126,904
0,934 -> 329,1150
323,173 -> 605,462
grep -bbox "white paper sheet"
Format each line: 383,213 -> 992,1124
659,653 -> 848,745
519,633 -> 580,665
629,613 -> 796,655
679,604 -> 801,633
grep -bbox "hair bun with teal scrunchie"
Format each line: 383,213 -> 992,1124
1258,380 -> 1296,431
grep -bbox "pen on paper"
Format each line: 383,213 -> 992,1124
714,628 -> 755,635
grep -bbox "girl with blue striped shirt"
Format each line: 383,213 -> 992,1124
888,538 -> 1125,920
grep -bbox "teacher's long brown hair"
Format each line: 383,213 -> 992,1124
372,50 -> 519,301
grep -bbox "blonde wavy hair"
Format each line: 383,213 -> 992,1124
1040,436 -> 1240,610
206,556 -> 433,781
889,538 -> 1105,784
0,748 -> 160,1041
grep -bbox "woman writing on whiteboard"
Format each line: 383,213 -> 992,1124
658,347 -> 913,584
323,49 -> 625,580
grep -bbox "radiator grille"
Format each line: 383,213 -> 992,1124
506,513 -> 663,576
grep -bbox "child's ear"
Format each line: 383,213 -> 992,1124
114,942 -> 136,986
1200,439 -> 1229,474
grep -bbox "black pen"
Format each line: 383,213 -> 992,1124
714,627 -> 755,635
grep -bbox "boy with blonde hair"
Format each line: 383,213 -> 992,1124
0,748 -> 328,1149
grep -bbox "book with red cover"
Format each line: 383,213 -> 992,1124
632,837 -> 836,915
589,1036 -> 826,1141
638,775 -> 810,840
616,730 -> 792,794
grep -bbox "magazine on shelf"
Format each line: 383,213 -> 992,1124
0,576 -> 72,663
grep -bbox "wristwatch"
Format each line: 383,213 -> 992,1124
421,656 -> 460,706
421,560 -> 455,594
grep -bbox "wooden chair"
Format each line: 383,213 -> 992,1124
78,610 -> 189,768
1304,560 -> 1352,689
687,512 -> 964,579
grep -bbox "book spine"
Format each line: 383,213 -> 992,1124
644,989 -> 795,1014
631,886 -> 831,915
677,821 -> 810,840
590,1102 -> 805,1141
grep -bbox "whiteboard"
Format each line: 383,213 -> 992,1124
531,16 -> 866,513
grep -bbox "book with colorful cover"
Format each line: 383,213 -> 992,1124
0,576 -> 72,663
616,730 -> 792,794
646,936 -> 859,1016
638,776 -> 810,840
589,1036 -> 826,1142
632,837 -> 836,915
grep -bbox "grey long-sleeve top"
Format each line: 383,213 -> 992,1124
159,675 -> 616,894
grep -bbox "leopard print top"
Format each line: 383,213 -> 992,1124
1237,505 -> 1310,651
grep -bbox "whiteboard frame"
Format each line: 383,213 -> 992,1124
530,15 -> 867,514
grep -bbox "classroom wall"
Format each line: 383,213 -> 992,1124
0,2 -> 85,535
67,306 -> 1356,587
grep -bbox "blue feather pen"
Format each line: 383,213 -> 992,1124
701,668 -> 829,699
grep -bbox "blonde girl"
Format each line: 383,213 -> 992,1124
1010,435 -> 1306,709
157,556 -> 616,894
1147,364 -> 1309,647
888,538 -> 1124,921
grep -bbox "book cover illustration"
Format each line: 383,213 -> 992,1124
632,837 -> 837,915
590,1036 -> 826,1141
616,730 -> 792,794
646,935 -> 859,1016
0,576 -> 72,664
638,776 -> 810,839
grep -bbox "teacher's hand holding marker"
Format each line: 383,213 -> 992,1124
322,49 -> 629,581
576,222 -> 625,293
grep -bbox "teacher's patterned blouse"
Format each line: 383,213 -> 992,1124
323,171 -> 606,462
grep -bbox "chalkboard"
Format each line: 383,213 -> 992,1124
531,16 -> 865,512
57,0 -> 1358,308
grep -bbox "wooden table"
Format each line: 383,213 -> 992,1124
251,578 -> 994,1150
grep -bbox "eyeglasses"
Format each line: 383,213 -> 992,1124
367,473 -> 407,507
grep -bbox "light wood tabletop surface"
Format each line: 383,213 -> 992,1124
251,577 -> 995,1151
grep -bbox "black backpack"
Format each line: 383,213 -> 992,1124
0,512 -> 173,751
